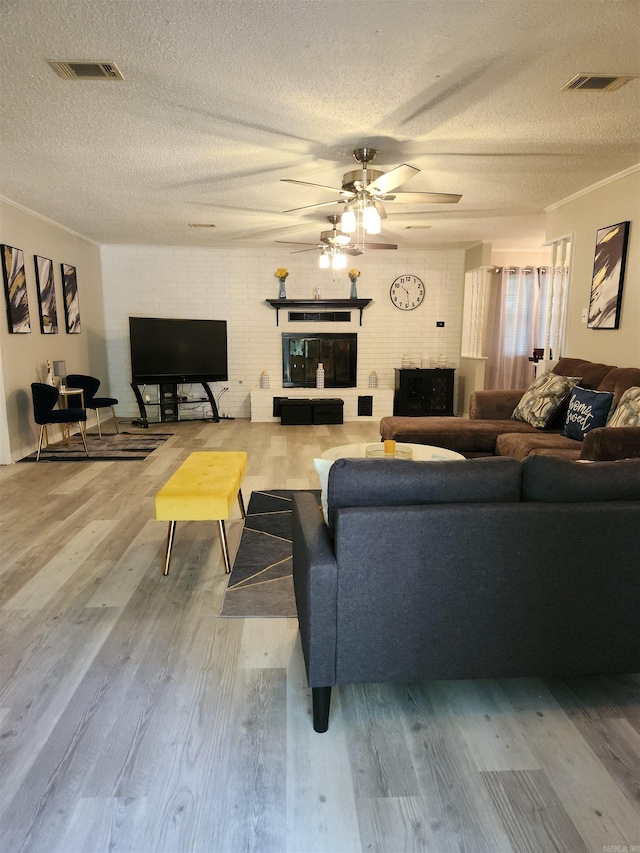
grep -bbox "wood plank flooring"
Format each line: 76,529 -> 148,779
1,419 -> 638,853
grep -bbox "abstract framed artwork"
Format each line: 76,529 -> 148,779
587,220 -> 630,329
34,255 -> 58,334
1,244 -> 31,333
61,262 -> 81,333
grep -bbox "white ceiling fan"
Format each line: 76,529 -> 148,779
281,146 -> 462,235
276,215 -> 397,268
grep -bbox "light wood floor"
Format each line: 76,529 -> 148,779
1,419 -> 638,853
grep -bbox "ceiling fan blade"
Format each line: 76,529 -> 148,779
275,240 -> 320,246
289,247 -> 319,254
368,164 -> 419,194
373,200 -> 387,220
281,179 -> 355,198
283,200 -> 346,213
344,247 -> 364,256
358,241 -> 398,250
386,191 -> 462,204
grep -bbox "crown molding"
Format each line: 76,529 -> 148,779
0,196 -> 100,245
544,163 -> 640,212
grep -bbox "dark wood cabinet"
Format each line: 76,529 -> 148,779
393,368 -> 455,416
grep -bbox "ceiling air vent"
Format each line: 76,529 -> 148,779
47,61 -> 124,80
561,73 -> 636,91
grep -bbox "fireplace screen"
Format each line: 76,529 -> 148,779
282,333 -> 357,388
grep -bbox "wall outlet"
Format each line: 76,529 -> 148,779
581,308 -> 588,324
436,321 -> 445,327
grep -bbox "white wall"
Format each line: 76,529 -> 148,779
100,246 -> 466,420
546,166 -> 640,368
0,199 -> 108,461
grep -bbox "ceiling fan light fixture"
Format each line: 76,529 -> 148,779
319,251 -> 330,269
332,252 -> 347,270
363,203 -> 381,235
341,206 -> 356,233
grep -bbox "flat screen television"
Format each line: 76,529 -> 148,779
129,317 -> 228,384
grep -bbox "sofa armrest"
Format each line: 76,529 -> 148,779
470,389 -> 525,420
291,492 -> 339,687
580,426 -> 640,461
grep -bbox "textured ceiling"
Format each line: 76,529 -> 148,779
1,0 -> 638,251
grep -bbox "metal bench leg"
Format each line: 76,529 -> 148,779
238,490 -> 246,518
218,519 -> 232,573
163,520 -> 177,576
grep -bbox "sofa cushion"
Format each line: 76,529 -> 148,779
522,455 -> 640,502
607,386 -> 640,428
527,447 -> 582,461
597,368 -> 640,403
512,372 -> 581,429
496,431 -> 581,461
379,415 -> 537,454
327,456 -> 522,536
553,357 -> 615,389
560,386 -> 615,441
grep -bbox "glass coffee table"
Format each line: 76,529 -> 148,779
320,442 -> 464,462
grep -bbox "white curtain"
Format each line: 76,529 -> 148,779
485,265 -> 570,390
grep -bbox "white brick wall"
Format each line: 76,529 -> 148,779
100,245 -> 465,420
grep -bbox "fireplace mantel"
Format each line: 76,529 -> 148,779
265,298 -> 372,326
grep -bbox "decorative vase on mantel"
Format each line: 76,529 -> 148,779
275,267 -> 289,299
348,268 -> 360,299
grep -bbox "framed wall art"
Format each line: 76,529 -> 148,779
34,255 -> 58,334
61,262 -> 81,333
1,244 -> 31,333
587,220 -> 630,329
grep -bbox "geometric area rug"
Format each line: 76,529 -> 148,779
18,431 -> 172,462
219,489 -> 321,618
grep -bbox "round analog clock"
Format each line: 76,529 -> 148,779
390,274 -> 425,310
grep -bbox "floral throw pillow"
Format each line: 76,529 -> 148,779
607,386 -> 640,428
512,372 -> 581,430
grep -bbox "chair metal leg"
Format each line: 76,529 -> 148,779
112,406 -> 119,434
78,422 -> 89,457
36,425 -> 45,461
218,519 -> 232,573
96,408 -> 102,439
163,521 -> 177,576
238,490 -> 246,518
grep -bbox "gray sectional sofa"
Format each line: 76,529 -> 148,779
380,357 -> 640,461
292,455 -> 640,731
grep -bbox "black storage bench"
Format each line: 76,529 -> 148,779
279,398 -> 344,425
313,398 -> 344,425
280,398 -> 313,425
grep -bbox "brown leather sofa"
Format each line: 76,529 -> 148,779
380,357 -> 640,461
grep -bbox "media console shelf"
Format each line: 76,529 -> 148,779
131,382 -> 220,427
266,298 -> 372,326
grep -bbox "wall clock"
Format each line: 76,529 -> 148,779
390,274 -> 425,310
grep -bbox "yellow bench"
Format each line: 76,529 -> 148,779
155,451 -> 248,575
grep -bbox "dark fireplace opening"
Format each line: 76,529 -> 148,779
282,333 -> 357,388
